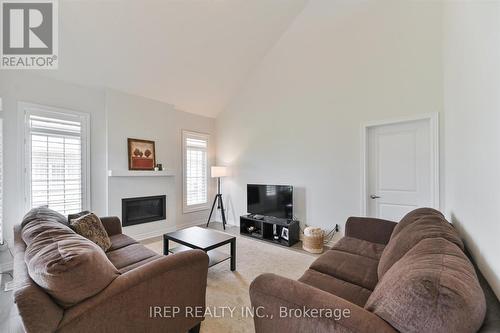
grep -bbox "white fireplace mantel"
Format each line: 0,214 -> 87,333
108,170 -> 175,177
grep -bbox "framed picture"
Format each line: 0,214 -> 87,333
128,138 -> 156,170
281,227 -> 289,241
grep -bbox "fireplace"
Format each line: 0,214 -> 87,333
122,195 -> 166,227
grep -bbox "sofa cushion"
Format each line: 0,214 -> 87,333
118,255 -> 162,273
21,206 -> 69,229
332,237 -> 385,260
365,238 -> 486,333
106,243 -> 159,269
108,234 -> 138,252
309,250 -> 379,290
299,269 -> 372,307
391,207 -> 444,240
378,215 -> 464,278
22,215 -> 76,247
25,232 -> 120,308
70,213 -> 112,251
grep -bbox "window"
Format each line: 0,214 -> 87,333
183,131 -> 209,213
23,104 -> 90,215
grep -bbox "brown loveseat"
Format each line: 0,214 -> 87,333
250,208 -> 487,333
13,207 -> 208,333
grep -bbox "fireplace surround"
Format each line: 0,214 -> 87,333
122,195 -> 166,226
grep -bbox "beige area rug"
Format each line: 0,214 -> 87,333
144,234 -> 316,333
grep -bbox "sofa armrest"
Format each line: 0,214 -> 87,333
250,273 -> 396,333
58,250 -> 209,332
345,216 -> 397,245
13,225 -> 64,333
100,216 -> 122,236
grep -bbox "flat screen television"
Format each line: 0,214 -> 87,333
247,184 -> 293,219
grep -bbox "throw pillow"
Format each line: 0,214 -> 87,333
70,213 -> 112,252
67,210 -> 90,224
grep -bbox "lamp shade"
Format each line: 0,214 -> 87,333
211,166 -> 227,178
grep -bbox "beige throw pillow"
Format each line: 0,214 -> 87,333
67,210 -> 91,224
70,213 -> 112,252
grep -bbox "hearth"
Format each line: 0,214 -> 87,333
122,195 -> 166,226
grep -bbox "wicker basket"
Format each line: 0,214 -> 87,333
302,227 -> 324,254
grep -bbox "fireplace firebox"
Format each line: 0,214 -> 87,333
122,195 -> 166,227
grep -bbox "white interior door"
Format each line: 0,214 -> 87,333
366,118 -> 436,221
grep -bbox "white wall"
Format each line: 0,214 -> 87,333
106,90 -> 216,240
443,1 -> 500,298
0,73 -> 216,246
216,0 -> 443,235
0,72 -> 107,246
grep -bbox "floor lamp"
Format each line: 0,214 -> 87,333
206,166 -> 227,230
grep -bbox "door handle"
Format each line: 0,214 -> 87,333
370,195 -> 381,199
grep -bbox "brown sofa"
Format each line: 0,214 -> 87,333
13,207 -> 209,333
250,208 -> 487,333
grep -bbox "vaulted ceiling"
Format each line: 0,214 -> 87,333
38,0 -> 308,117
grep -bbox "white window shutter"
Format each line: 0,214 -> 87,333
26,109 -> 88,215
183,131 -> 209,211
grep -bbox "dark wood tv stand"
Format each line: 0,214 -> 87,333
240,215 -> 300,247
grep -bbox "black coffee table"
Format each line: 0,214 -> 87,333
163,226 -> 236,271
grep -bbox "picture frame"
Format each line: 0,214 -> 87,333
127,138 -> 156,170
281,227 -> 289,241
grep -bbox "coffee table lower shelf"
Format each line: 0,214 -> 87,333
169,245 -> 231,268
